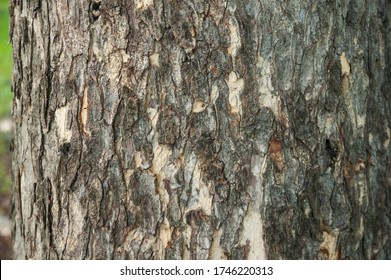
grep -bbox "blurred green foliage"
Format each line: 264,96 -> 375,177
0,0 -> 12,194
0,131 -> 11,194
0,0 -> 12,118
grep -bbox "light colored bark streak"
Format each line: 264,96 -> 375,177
55,105 -> 72,142
135,0 -> 154,11
227,71 -> 244,116
80,90 -> 90,137
240,155 -> 268,259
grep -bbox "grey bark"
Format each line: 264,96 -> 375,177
11,0 -> 391,259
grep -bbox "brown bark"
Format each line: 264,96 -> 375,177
11,0 -> 391,259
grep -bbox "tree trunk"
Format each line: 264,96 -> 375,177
11,0 -> 391,260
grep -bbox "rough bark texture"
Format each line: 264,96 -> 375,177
11,0 -> 391,259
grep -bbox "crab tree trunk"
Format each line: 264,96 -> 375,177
11,0 -> 391,259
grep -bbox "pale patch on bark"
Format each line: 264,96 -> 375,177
147,107 -> 175,209
156,218 -> 171,258
121,50 -> 130,63
199,181 -> 213,216
239,155 -> 267,259
319,230 -> 339,259
32,18 -> 45,62
227,71 -> 244,115
345,100 -> 364,137
368,132 -> 373,144
240,210 -> 266,259
135,0 -> 154,11
19,169 -> 27,216
250,155 -> 266,203
159,219 -> 171,246
257,57 -> 274,94
125,169 -> 135,185
67,193 -> 85,256
152,145 -> 172,176
257,57 -> 279,117
210,85 -> 219,104
183,225 -> 192,260
384,126 -> 390,149
227,17 -> 241,60
55,105 -> 72,143
304,206 -> 312,217
149,53 -> 160,67
147,108 -> 159,129
356,114 -> 366,129
259,92 -> 280,118
134,151 -> 143,168
186,158 -> 213,216
81,89 -> 90,136
172,50 -> 182,87
92,42 -> 103,63
192,100 -> 207,113
358,179 -> 367,207
107,52 -> 122,84
340,52 -> 351,76
323,116 -> 334,136
208,229 -> 227,259
340,52 -> 352,95
152,144 -> 172,207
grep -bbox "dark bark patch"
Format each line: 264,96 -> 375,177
269,139 -> 282,154
89,1 -> 101,21
231,245 -> 246,260
60,142 -> 71,155
170,2 -> 196,52
204,159 -> 225,183
185,209 -> 208,227
215,183 -> 230,201
325,139 -> 338,165
126,206 -> 141,230
269,139 -> 284,172
318,247 -> 329,259
157,108 -> 179,145
129,171 -> 161,234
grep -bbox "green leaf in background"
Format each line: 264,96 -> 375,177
0,0 -> 12,118
0,0 -> 12,194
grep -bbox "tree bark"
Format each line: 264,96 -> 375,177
11,0 -> 391,259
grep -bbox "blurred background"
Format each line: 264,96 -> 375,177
0,0 -> 13,259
